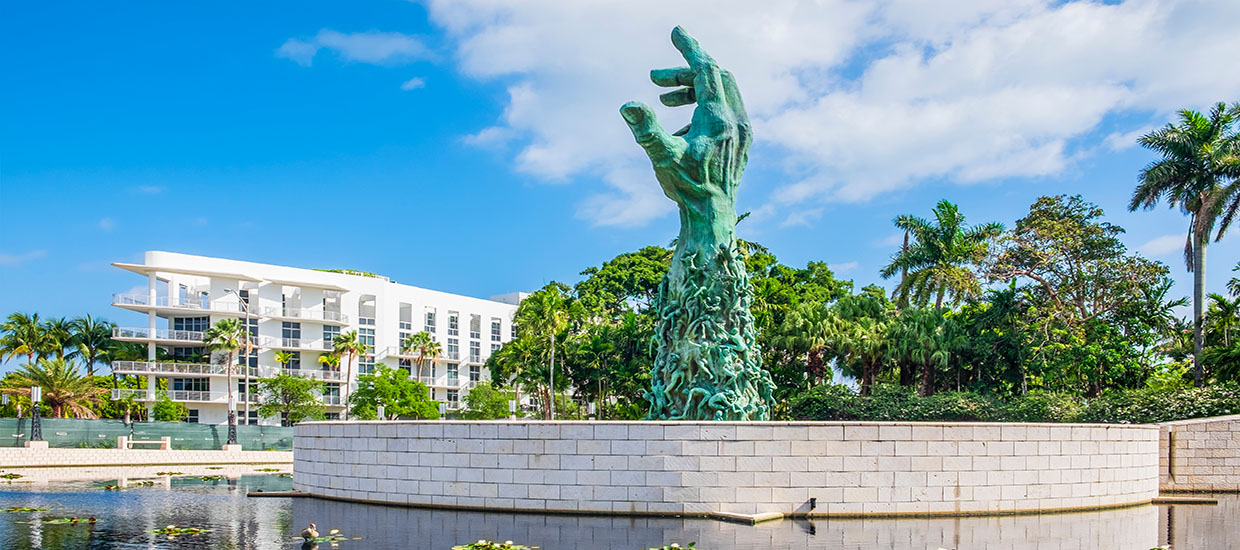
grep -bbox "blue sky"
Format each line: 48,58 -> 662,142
2,1 -> 1239,371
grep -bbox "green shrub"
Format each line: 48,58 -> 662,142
787,383 -> 1240,424
1074,384 -> 1240,424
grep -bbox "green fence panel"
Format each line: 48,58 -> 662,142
0,418 -> 292,451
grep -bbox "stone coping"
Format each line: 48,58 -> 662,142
298,419 -> 1160,428
294,420 -> 1160,518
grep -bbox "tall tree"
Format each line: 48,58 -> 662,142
402,331 -> 440,382
1130,102 -> 1240,387
42,317 -> 74,360
1229,262 -> 1240,297
515,284 -> 576,419
2,358 -> 107,418
67,314 -> 114,377
0,313 -> 54,364
880,200 -> 1004,308
1206,293 -> 1240,348
256,373 -> 325,426
350,364 -> 438,420
202,318 -> 244,431
332,330 -> 367,417
274,351 -> 296,370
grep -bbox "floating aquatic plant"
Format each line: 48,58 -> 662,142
650,544 -> 697,550
297,528 -> 359,543
26,516 -> 96,525
0,473 -> 23,480
150,525 -> 211,536
254,468 -> 281,472
155,472 -> 184,476
274,472 -> 292,478
205,467 -> 223,470
200,475 -> 226,481
454,540 -> 539,550
1,506 -> 49,513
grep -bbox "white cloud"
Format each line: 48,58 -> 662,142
400,77 -> 426,90
829,261 -> 860,273
278,30 -> 431,67
1139,233 -> 1186,257
423,0 -> 1240,227
98,218 -> 116,231
779,207 -> 825,228
0,250 -> 46,267
1103,126 -> 1154,152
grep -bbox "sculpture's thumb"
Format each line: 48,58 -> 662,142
621,101 -> 677,164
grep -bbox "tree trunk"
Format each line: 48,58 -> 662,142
1193,235 -> 1206,388
899,230 -> 909,308
344,353 -> 354,419
935,283 -> 945,309
919,362 -> 934,397
548,332 -> 556,421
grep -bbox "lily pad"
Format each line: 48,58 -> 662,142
454,540 -> 539,550
155,471 -> 184,476
150,525 -> 211,536
0,473 -> 23,480
1,506 -> 49,513
24,516 -> 96,525
200,475 -> 226,481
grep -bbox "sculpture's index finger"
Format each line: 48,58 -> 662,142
671,26 -> 714,70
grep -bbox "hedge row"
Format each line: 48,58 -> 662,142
786,384 -> 1240,424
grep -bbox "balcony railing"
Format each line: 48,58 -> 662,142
262,307 -> 349,324
321,395 -> 342,405
111,361 -> 259,378
272,338 -> 332,351
445,351 -> 460,361
282,368 -> 345,382
112,388 -> 261,403
113,327 -> 206,343
113,294 -> 249,315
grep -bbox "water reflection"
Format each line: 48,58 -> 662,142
1,480 -> 1237,550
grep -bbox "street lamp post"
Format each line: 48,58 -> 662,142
30,386 -> 43,442
224,288 -> 253,445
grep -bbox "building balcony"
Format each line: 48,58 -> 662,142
111,360 -> 259,378
112,294 -> 250,317
280,368 -> 345,382
112,388 -> 261,404
321,395 -> 342,406
270,338 -> 333,352
113,327 -> 207,345
261,307 -> 349,326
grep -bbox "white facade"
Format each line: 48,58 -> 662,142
110,251 -> 521,425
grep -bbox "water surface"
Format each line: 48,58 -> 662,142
0,478 -> 1235,549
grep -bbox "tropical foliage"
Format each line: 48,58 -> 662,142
256,373 -> 325,426
1,358 -> 108,418
349,364 -> 439,420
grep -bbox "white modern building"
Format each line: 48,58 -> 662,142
110,251 -> 523,425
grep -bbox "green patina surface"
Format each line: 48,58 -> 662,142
621,26 -> 775,421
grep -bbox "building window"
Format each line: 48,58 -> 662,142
447,338 -> 459,360
172,347 -> 206,361
470,315 -> 481,340
238,380 -> 258,396
359,317 -> 376,326
323,325 -> 340,344
491,343 -> 500,353
447,363 -> 458,384
448,312 -> 459,336
491,319 -> 501,341
187,409 -> 199,423
287,352 -> 301,370
173,316 -> 210,332
469,341 -> 481,363
424,310 -> 436,333
358,328 -> 375,374
239,289 -> 250,306
247,410 -> 259,425
511,323 -> 517,339
324,412 -> 340,420
324,384 -> 340,403
447,389 -> 458,407
172,378 -> 209,392
469,365 -> 480,382
399,320 -> 412,331
282,322 -> 301,339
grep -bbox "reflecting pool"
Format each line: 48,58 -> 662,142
0,478 -> 1235,549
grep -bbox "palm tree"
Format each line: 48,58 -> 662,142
2,358 -> 108,418
67,314 -> 114,377
1229,262 -> 1240,298
574,332 -> 615,417
880,200 -> 1004,309
317,352 -> 340,371
838,316 -> 891,396
333,330 -> 367,418
1130,102 -> 1240,387
0,313 -> 55,364
42,317 -> 74,360
516,286 -> 573,419
203,318 -> 244,434
890,308 -> 958,396
402,332 -> 441,382
1207,293 -> 1240,348
275,351 -> 296,370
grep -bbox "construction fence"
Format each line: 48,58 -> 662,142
0,418 -> 293,451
